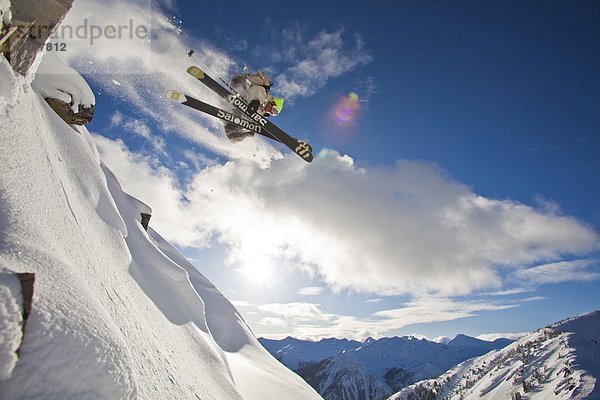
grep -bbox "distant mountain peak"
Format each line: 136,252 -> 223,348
362,336 -> 376,346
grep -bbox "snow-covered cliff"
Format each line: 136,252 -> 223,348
0,52 -> 322,400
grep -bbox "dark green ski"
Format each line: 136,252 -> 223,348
186,66 -> 313,162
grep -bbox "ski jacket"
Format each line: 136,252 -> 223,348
230,70 -> 274,114
245,70 -> 271,87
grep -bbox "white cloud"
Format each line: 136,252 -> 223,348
97,140 -> 600,298
432,336 -> 452,344
122,118 -> 151,139
489,288 -> 532,296
259,317 -> 288,328
372,298 -> 518,327
254,296 -> 555,340
476,332 -> 528,341
152,0 -> 178,11
272,29 -> 373,100
513,259 -> 600,285
518,296 -> 548,302
110,111 -> 123,127
188,151 -> 599,297
182,150 -> 220,171
258,303 -> 331,322
298,287 -> 324,296
230,300 -> 253,307
109,111 -> 165,153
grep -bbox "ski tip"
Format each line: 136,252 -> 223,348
187,66 -> 205,79
295,141 -> 314,162
166,90 -> 186,103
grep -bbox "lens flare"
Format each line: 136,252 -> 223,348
332,92 -> 362,127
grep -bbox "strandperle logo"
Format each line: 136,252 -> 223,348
22,19 -> 149,47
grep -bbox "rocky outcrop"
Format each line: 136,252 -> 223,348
140,213 -> 151,231
0,270 -> 35,380
44,97 -> 94,125
16,273 -> 34,355
32,52 -> 95,126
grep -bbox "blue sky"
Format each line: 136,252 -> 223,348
59,0 -> 599,340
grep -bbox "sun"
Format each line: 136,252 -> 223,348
238,256 -> 276,286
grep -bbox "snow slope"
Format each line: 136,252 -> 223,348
0,53 -> 322,399
390,311 -> 600,400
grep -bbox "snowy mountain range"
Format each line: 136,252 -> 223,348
0,48 -> 321,399
259,337 -> 362,370
260,334 -> 514,400
390,310 -> 600,400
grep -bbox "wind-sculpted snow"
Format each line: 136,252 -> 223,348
32,52 -> 95,112
0,54 -> 322,399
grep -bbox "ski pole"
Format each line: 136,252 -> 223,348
187,49 -> 241,96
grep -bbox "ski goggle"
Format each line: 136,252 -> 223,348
266,102 -> 279,116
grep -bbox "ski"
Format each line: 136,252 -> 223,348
186,66 -> 313,162
167,90 -> 268,136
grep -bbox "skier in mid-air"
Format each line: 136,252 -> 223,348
174,53 -> 312,161
225,69 -> 284,142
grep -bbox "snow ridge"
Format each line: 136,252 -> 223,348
389,310 -> 599,400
